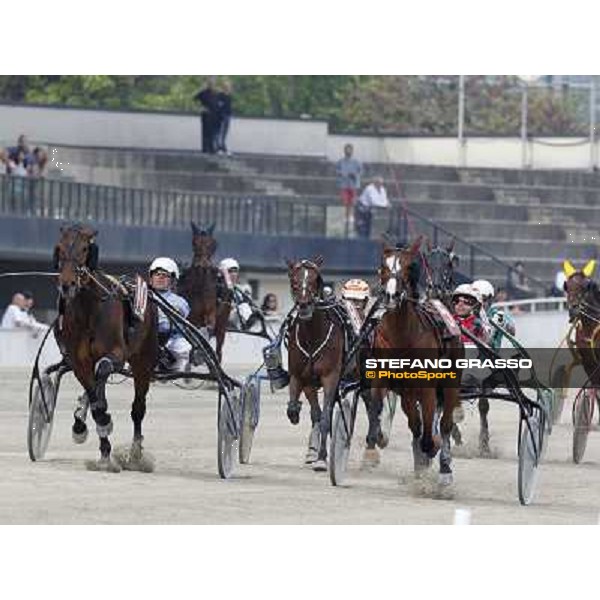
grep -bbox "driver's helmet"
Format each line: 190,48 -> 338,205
452,283 -> 482,307
472,279 -> 494,301
219,257 -> 239,272
341,279 -> 370,301
149,257 -> 180,280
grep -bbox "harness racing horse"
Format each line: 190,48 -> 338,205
563,259 -> 600,416
286,256 -> 345,471
370,236 -> 464,486
179,222 -> 230,363
53,224 -> 158,471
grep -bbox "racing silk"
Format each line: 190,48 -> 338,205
156,289 -> 190,338
454,313 -> 489,345
342,299 -> 365,337
487,305 -> 516,350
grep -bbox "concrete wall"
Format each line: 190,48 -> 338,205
0,103 -> 596,170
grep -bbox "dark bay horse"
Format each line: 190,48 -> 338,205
369,237 -> 464,486
179,222 -> 230,363
286,256 -> 345,471
53,224 -> 158,471
563,259 -> 600,406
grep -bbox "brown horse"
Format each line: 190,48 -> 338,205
286,256 -> 345,471
179,222 -> 230,363
564,259 -> 600,389
53,224 -> 158,471
369,237 -> 464,486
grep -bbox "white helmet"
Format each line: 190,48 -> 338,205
472,279 -> 494,300
341,279 -> 370,301
149,257 -> 179,280
452,283 -> 481,305
219,257 -> 240,271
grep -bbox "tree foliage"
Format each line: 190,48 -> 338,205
0,75 -> 588,136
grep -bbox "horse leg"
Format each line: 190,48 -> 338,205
419,388 -> 439,459
313,371 -> 339,472
478,397 -> 491,457
439,388 -> 459,486
403,392 -> 429,473
85,356 -> 120,472
287,375 -> 303,425
362,386 -> 383,469
304,386 -> 321,465
71,350 -> 93,444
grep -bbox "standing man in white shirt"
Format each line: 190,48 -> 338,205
355,176 -> 390,238
1,292 -> 47,337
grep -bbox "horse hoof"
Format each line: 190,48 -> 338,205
361,448 -> 380,470
312,459 -> 328,472
305,449 -> 318,464
85,457 -> 121,473
287,408 -> 300,425
438,472 -> 453,486
72,422 -> 88,445
376,431 -> 389,449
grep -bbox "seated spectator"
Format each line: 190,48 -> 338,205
506,261 -> 535,301
260,293 -> 281,319
451,255 -> 471,286
1,292 -> 47,337
7,134 -> 33,168
30,147 -> 48,177
355,176 -> 389,238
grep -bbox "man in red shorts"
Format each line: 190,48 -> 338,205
335,143 -> 362,237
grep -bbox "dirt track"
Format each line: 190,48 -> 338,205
1,366 -> 599,524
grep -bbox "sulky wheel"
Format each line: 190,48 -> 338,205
27,373 -> 58,461
549,365 -> 568,425
329,394 -> 357,487
572,388 -> 594,464
217,388 -> 240,479
517,412 -> 541,506
239,376 -> 260,465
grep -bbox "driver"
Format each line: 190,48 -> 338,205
148,257 -> 192,372
472,279 -> 515,350
340,278 -> 370,337
451,283 -> 490,345
218,257 -> 263,331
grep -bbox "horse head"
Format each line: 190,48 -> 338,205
191,221 -> 217,266
379,236 -> 422,309
426,242 -> 456,303
564,259 -> 598,322
287,255 -> 324,320
53,224 -> 98,299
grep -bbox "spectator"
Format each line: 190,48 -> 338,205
8,148 -> 28,177
1,292 -> 47,337
215,80 -> 233,156
506,261 -> 535,300
260,293 -> 281,319
194,78 -> 218,154
7,134 -> 32,166
355,175 -> 389,238
30,147 -> 48,177
335,143 -> 362,237
0,149 -> 8,175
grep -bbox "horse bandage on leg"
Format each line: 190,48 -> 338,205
95,415 -> 114,438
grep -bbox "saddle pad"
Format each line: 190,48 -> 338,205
429,299 -> 460,338
133,275 -> 148,320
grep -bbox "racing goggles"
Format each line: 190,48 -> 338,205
452,295 -> 476,307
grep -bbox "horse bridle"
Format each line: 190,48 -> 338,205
290,260 -> 321,305
425,247 -> 455,300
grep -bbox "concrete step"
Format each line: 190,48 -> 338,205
459,167 -> 600,189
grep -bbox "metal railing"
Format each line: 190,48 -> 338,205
0,173 -> 548,290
